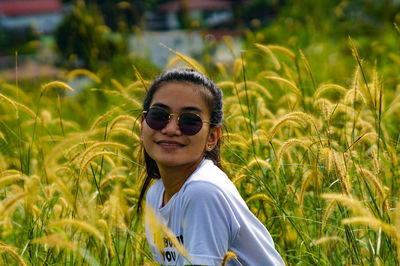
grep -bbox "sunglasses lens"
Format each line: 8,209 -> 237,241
145,108 -> 205,135
145,108 -> 169,130
179,113 -> 203,135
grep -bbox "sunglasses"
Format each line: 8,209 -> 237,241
143,107 -> 212,135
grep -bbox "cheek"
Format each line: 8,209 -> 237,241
141,125 -> 154,145
192,131 -> 209,148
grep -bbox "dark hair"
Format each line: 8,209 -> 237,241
137,68 -> 223,214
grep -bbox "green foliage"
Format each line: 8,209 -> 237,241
97,0 -> 145,32
243,0 -> 400,90
240,0 -> 281,25
54,2 -> 127,70
0,27 -> 40,56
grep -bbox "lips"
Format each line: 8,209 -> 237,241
156,140 -> 185,147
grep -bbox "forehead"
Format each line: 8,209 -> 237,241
150,81 -> 210,112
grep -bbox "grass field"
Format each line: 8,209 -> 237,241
1,35 -> 400,265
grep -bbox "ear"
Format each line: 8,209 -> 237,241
206,126 -> 221,152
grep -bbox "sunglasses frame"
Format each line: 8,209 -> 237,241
143,107 -> 212,135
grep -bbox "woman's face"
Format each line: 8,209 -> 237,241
141,81 -> 220,170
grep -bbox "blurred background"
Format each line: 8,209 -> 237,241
1,0 -> 399,83
1,2 -> 400,264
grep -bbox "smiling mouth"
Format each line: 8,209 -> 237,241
156,141 -> 185,147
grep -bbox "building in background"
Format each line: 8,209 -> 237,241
145,0 -> 234,30
134,0 -> 241,67
0,0 -> 64,33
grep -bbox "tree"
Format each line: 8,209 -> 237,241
55,1 -> 126,70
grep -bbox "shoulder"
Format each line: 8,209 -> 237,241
179,176 -> 242,243
182,180 -> 223,202
187,159 -> 234,189
181,182 -> 236,214
183,160 -> 229,194
181,159 -> 242,205
180,181 -> 232,217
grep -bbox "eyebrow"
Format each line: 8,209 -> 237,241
151,102 -> 203,113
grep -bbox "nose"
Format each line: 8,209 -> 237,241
161,114 -> 181,135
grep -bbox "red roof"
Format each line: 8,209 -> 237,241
159,0 -> 232,12
0,0 -> 62,16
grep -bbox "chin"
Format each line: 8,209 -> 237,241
157,158 -> 188,167
155,156 -> 203,169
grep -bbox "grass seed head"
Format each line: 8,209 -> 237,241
265,76 -> 302,96
41,81 -> 74,96
245,193 -> 273,205
67,68 -> 101,83
49,219 -> 105,242
255,43 -> 281,70
145,204 -> 190,260
266,45 -> 297,61
0,242 -> 26,266
222,250 -> 238,266
322,193 -> 372,217
313,236 -> 343,246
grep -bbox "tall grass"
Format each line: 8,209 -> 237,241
0,38 -> 399,265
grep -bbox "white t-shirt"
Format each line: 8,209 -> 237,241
145,159 -> 284,266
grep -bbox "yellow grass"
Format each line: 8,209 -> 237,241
67,68 -> 101,83
245,193 -> 273,205
265,76 -> 302,96
145,204 -> 189,260
49,219 -> 105,242
314,84 -> 347,100
161,43 -> 206,74
0,242 -> 26,266
1,40 -> 399,265
222,251 -> 238,266
41,81 -> 74,95
255,43 -> 281,70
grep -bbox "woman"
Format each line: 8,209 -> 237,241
138,68 -> 284,265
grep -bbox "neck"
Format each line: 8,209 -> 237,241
159,158 -> 203,205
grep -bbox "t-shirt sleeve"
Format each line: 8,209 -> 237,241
180,181 -> 240,265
